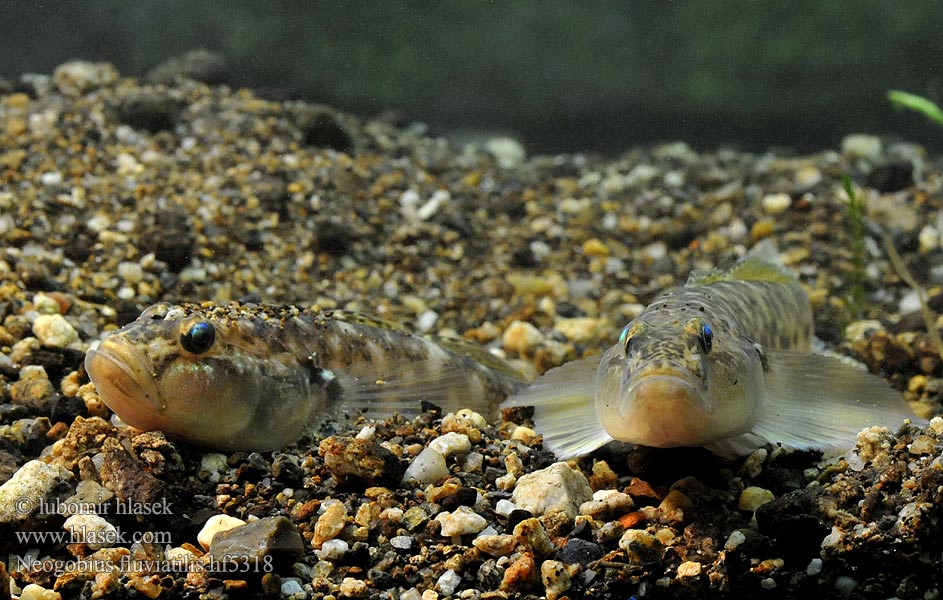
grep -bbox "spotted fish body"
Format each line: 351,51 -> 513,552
85,302 -> 527,451
504,256 -> 921,459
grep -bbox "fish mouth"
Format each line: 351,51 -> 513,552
624,373 -> 710,414
616,373 -> 715,446
85,337 -> 166,427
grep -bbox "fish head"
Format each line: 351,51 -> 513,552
595,314 -> 764,447
84,303 -> 311,449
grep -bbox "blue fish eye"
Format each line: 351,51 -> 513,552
619,324 -> 633,354
181,321 -> 216,354
699,323 -> 713,353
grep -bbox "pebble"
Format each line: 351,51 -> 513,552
511,462 -> 592,519
677,561 -> 702,578
540,559 -> 579,600
9,365 -> 56,410
502,320 -> 544,355
484,136 -> 526,168
841,133 -> 882,161
63,513 -> 117,550
494,499 -> 516,517
19,584 -> 61,600
554,316 -> 607,344
762,192 -> 792,215
618,529 -> 664,565
403,447 -> 449,484
738,486 -> 775,512
338,577 -> 368,598
209,516 -> 305,570
0,459 -> 74,524
32,313 -> 79,347
318,436 -> 404,485
312,500 -> 348,548
435,505 -> 488,537
472,534 -> 517,557
52,60 -> 119,96
317,538 -> 349,560
281,579 -> 306,599
428,432 -> 471,457
197,514 -> 247,550
557,538 -> 603,566
513,517 -> 555,556
436,569 -> 462,596
390,535 -> 413,549
579,489 -> 635,519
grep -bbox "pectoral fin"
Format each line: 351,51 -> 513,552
501,356 -> 613,458
710,348 -> 923,457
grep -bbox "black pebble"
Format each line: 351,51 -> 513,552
557,538 -> 603,567
506,508 -> 533,531
302,111 -> 353,153
441,487 -> 478,511
866,161 -> 914,193
115,89 -> 186,133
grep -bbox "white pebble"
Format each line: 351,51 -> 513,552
317,538 -> 349,560
806,558 -> 823,576
19,584 -> 61,600
416,310 -> 439,333
502,320 -> 543,355
436,569 -> 462,596
738,486 -> 775,512
494,499 -> 517,517
197,514 -> 246,550
280,579 -> 305,599
762,192 -> 791,215
485,136 -> 526,168
511,462 -> 593,519
724,530 -> 746,551
436,506 -> 487,537
0,460 -> 74,524
429,432 -> 471,457
355,425 -> 375,440
390,535 -> 413,549
841,134 -> 882,161
63,513 -> 116,550
117,261 -> 145,283
32,314 -> 78,348
403,447 -> 449,484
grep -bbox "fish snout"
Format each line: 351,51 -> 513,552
85,338 -> 166,422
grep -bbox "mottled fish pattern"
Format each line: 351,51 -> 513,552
85,302 -> 527,451
504,256 -> 921,459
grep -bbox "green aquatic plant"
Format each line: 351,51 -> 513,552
887,89 -> 943,126
841,175 -> 866,319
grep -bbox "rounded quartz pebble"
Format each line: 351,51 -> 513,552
198,514 -> 246,550
579,489 -> 635,519
541,559 -> 579,600
390,535 -> 413,550
428,432 -> 471,457
501,320 -> 543,355
472,533 -> 517,557
32,314 -> 79,347
10,365 -> 56,410
338,577 -> 368,598
436,569 -> 461,596
318,538 -> 349,560
0,459 -> 74,524
63,513 -> 117,550
403,447 -> 448,484
738,486 -> 775,512
435,505 -> 487,537
511,462 -> 592,519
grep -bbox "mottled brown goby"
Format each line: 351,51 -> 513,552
85,302 -> 527,451
504,253 -> 923,458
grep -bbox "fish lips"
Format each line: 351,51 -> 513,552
85,338 -> 166,428
617,373 -> 715,446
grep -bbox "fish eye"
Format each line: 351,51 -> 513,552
180,321 -> 216,354
699,323 -> 713,353
618,324 -> 631,352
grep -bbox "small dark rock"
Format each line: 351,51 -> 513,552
557,538 -> 603,567
271,454 -> 304,486
50,395 -> 88,425
866,161 -> 913,193
506,509 -> 533,532
755,488 -> 829,562
0,404 -> 31,424
300,110 -> 353,153
146,49 -> 231,86
318,435 -> 404,486
440,486 -> 478,511
115,88 -> 186,133
236,452 -> 272,481
313,219 -> 357,256
209,516 -> 304,573
23,347 -> 86,380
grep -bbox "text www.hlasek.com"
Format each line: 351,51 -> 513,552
16,527 -> 171,546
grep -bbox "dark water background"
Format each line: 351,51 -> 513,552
2,0 -> 942,155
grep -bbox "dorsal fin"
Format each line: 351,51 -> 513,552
688,240 -> 794,285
